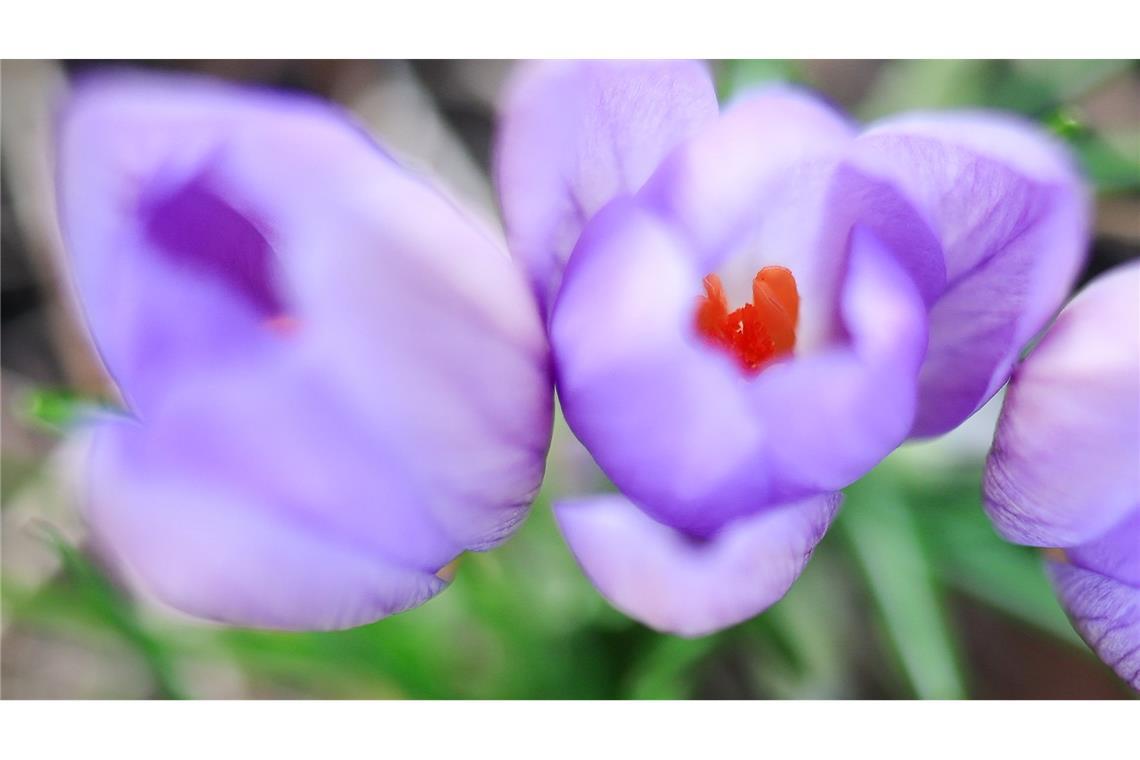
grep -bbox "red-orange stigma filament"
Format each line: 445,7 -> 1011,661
695,266 -> 799,375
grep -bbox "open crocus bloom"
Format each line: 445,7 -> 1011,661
984,264 -> 1139,691
496,60 -> 1088,636
57,72 -> 553,630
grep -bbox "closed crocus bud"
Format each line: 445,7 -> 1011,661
984,263 -> 1140,691
496,60 -> 1087,636
57,71 -> 553,630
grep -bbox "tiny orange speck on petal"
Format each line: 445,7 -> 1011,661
265,315 -> 300,335
436,555 -> 463,582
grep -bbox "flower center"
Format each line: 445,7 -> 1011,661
694,266 -> 799,375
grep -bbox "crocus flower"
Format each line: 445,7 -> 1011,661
56,71 -> 553,630
496,60 -> 1087,636
984,263 -> 1139,690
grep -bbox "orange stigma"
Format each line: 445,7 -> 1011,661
695,266 -> 799,375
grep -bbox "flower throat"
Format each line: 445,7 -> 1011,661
695,266 -> 799,375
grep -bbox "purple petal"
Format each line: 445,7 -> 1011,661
640,85 -> 855,272
745,227 -> 928,499
555,491 -> 841,637
275,147 -> 553,552
494,60 -> 718,315
839,112 -> 1090,437
89,406 -> 449,631
1048,560 -> 1140,692
984,263 -> 1140,547
552,201 -> 925,535
1067,509 -> 1140,588
638,86 -> 856,348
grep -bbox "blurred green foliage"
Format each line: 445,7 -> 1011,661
24,388 -> 99,430
3,59 -> 1137,699
0,443 -> 1106,699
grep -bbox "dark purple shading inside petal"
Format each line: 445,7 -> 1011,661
143,176 -> 284,317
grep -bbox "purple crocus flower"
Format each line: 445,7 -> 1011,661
495,60 -> 1087,636
56,71 -> 553,630
984,263 -> 1139,690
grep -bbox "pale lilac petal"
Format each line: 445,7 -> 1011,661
640,85 -> 854,273
1067,509 -> 1140,588
1048,560 -> 1140,691
105,354 -> 464,566
282,154 -> 553,552
984,263 -> 1140,546
494,60 -> 718,314
840,112 -> 1090,436
552,202 -> 925,535
555,492 -> 841,637
90,414 -> 448,631
746,227 -> 928,496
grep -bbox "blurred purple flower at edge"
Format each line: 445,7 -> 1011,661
984,263 -> 1140,691
56,71 -> 554,630
495,61 -> 1090,637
